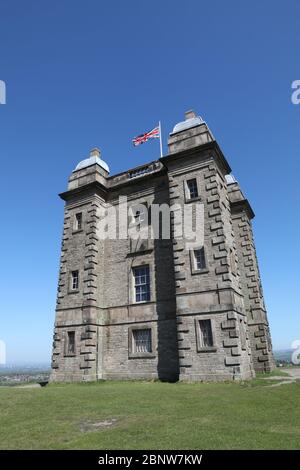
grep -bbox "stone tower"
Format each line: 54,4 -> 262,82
51,111 -> 274,382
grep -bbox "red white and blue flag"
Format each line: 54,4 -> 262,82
132,126 -> 160,147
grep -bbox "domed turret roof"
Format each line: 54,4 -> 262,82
74,148 -> 110,173
172,110 -> 204,134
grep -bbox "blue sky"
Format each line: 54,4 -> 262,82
0,0 -> 299,363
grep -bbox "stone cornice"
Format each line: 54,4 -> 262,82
160,141 -> 231,175
59,180 -> 107,202
230,199 -> 255,219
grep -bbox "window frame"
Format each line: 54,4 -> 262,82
128,203 -> 151,252
132,265 -> 151,303
190,247 -> 209,275
195,316 -> 217,353
134,209 -> 146,225
128,324 -> 156,359
73,212 -> 83,232
64,330 -> 76,357
132,328 -> 152,354
239,318 -> 247,351
129,202 -> 149,228
187,178 -> 199,199
69,270 -> 79,293
184,176 -> 201,202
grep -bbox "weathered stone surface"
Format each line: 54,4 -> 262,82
50,112 -> 273,383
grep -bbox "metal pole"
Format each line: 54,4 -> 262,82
159,121 -> 163,158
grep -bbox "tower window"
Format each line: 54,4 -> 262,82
131,203 -> 149,226
133,265 -> 150,302
67,331 -> 75,355
187,178 -> 199,199
199,319 -> 214,348
132,329 -> 152,353
134,209 -> 145,225
71,270 -> 79,290
194,248 -> 206,270
74,212 -> 82,231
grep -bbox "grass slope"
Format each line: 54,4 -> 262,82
0,374 -> 299,450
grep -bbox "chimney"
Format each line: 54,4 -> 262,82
185,110 -> 196,120
90,147 -> 101,158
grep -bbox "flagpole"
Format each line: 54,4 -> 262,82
159,121 -> 163,158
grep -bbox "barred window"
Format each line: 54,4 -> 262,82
187,178 -> 199,199
133,266 -> 150,302
71,270 -> 79,290
194,248 -> 206,270
199,319 -> 214,347
74,212 -> 82,230
132,329 -> 152,353
67,331 -> 75,355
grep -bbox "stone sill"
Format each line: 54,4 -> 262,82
129,353 -> 156,359
197,347 -> 217,353
191,269 -> 209,276
127,248 -> 153,257
185,196 -> 202,204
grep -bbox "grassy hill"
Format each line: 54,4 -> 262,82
0,372 -> 299,450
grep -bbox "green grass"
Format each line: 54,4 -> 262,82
256,368 -> 290,377
0,374 -> 299,450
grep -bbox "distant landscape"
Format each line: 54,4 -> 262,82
0,349 -> 297,386
273,349 -> 296,365
0,363 -> 50,386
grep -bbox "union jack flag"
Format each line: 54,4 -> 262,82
132,126 -> 160,146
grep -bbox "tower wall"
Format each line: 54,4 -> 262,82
51,159 -> 179,382
100,170 -> 179,381
51,190 -> 107,381
228,182 -> 275,372
163,123 -> 254,381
